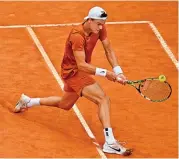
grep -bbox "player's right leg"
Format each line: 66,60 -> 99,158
14,91 -> 79,113
82,82 -> 132,156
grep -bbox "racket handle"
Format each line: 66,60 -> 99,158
117,77 -> 128,84
117,77 -> 122,81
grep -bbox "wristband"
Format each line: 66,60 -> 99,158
113,66 -> 123,75
95,68 -> 107,77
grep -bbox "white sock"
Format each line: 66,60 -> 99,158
27,98 -> 40,107
104,128 -> 116,144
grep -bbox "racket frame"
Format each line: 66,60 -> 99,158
126,77 -> 172,102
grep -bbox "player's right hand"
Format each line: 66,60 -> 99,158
106,71 -> 117,82
116,73 -> 128,85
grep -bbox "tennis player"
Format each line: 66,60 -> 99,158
14,6 -> 132,156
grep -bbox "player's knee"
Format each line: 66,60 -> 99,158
97,94 -> 110,106
57,102 -> 74,111
63,105 -> 73,111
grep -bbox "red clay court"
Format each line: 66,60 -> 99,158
0,1 -> 178,158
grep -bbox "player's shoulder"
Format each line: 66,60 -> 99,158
70,25 -> 84,35
69,25 -> 85,40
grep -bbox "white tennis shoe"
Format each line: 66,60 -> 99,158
14,94 -> 30,113
103,140 -> 132,156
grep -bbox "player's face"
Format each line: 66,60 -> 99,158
89,19 -> 105,33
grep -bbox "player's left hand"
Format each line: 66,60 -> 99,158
116,74 -> 127,85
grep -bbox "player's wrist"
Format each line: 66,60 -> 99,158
95,68 -> 107,77
113,66 -> 123,75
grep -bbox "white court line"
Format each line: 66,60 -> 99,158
26,26 -> 107,159
0,20 -> 149,28
148,22 -> 178,70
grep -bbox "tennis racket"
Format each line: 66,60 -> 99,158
121,75 -> 172,102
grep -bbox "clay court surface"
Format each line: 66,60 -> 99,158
0,1 -> 178,158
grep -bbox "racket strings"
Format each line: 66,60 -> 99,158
140,80 -> 171,100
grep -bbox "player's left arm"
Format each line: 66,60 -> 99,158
101,38 -> 126,80
101,38 -> 118,68
100,25 -> 127,83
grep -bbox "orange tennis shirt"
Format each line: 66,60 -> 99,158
61,24 -> 107,79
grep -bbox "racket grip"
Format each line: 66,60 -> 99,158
117,77 -> 132,84
117,77 -> 122,81
117,77 -> 128,84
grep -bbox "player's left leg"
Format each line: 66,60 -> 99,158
14,91 -> 79,113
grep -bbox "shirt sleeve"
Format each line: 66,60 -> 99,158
70,33 -> 85,51
99,25 -> 107,41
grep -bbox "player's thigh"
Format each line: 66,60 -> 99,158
81,82 -> 106,104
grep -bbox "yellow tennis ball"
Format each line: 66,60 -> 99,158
159,75 -> 166,82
